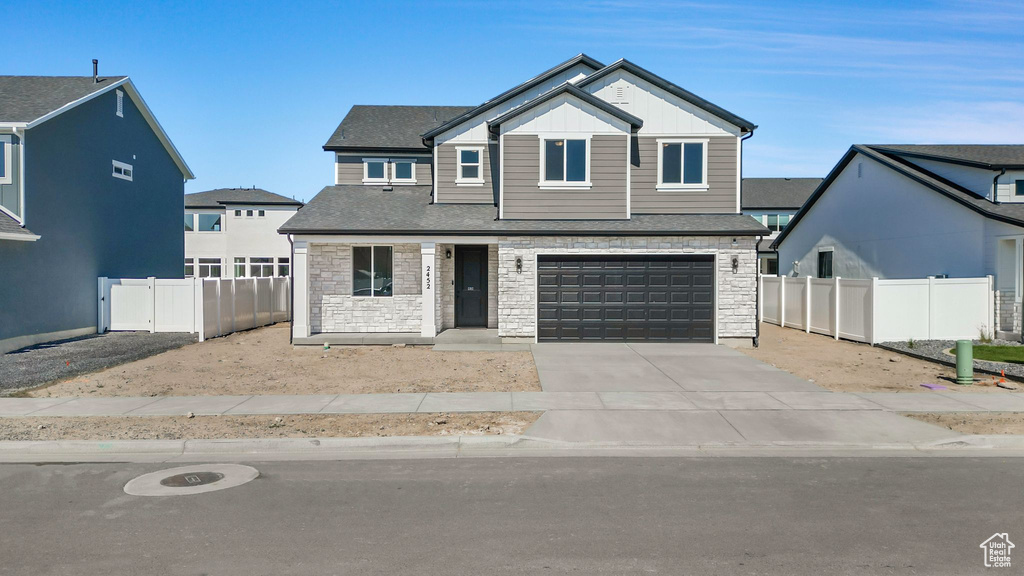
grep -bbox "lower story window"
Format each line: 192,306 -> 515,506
817,250 -> 833,279
277,257 -> 290,277
352,246 -> 393,297
234,257 -> 246,278
198,258 -> 222,278
184,258 -> 194,277
250,257 -> 274,277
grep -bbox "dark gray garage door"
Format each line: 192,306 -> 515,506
537,255 -> 715,342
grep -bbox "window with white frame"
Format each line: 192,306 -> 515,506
184,213 -> 195,231
541,138 -> 589,187
391,160 -> 416,184
817,248 -> 834,279
115,89 -> 124,118
258,209 -> 265,217
657,139 -> 707,189
198,258 -> 222,278
234,257 -> 246,278
277,257 -> 290,277
352,246 -> 393,297
234,209 -> 242,217
0,135 -> 12,188
363,159 -> 388,184
456,147 -> 484,185
249,257 -> 275,277
751,213 -> 791,232
112,160 -> 133,181
184,258 -> 194,277
197,213 -> 222,232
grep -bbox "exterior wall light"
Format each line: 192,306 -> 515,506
731,255 -> 739,273
445,249 -> 452,259
515,257 -> 523,274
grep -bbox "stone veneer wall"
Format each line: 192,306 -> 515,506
996,289 -> 1021,335
496,236 -> 758,339
309,243 -> 422,333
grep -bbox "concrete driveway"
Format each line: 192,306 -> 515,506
531,342 -> 825,393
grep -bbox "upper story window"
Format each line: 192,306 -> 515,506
258,209 -> 266,217
115,89 -> 124,118
234,209 -> 242,217
363,159 -> 388,184
0,135 -> 11,187
456,147 -> 484,185
112,160 -> 133,181
750,213 -> 791,233
392,160 -> 416,184
657,139 -> 707,190
541,138 -> 589,188
184,213 -> 195,231
1016,180 -> 1024,196
197,213 -> 222,232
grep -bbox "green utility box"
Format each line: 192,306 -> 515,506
955,340 -> 973,385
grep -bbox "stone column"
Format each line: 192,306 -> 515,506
421,242 -> 436,338
292,240 -> 310,339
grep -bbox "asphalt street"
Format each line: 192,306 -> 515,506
1,457 -> 1022,575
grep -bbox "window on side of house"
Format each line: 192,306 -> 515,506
112,160 -> 133,181
657,139 -> 707,189
352,246 -> 393,297
363,159 -> 388,184
234,257 -> 246,278
249,257 -> 274,277
184,258 -> 194,277
817,250 -> 833,279
456,147 -> 484,185
235,209 -> 242,217
392,160 -> 416,184
1016,180 -> 1024,197
258,209 -> 265,217
184,213 -> 194,232
541,138 -> 588,187
277,257 -> 290,277
198,258 -> 222,278
197,213 -> 222,232
246,209 -> 254,217
0,135 -> 12,188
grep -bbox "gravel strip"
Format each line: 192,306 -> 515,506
0,332 -> 197,394
881,338 -> 1024,382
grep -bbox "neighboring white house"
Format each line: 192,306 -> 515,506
741,177 -> 821,275
184,188 -> 302,279
773,144 -> 1024,337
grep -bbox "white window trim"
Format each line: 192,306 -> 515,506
115,89 -> 124,118
362,158 -> 389,184
656,138 -> 709,191
0,135 -> 12,186
455,146 -> 485,186
391,159 -> 417,185
197,257 -> 223,278
112,159 -> 133,181
184,212 -> 196,233
538,135 -> 592,190
194,211 -> 224,233
352,245 -> 395,298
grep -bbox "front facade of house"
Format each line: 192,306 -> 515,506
281,56 -> 766,345
773,144 -> 1024,337
0,74 -> 192,353
185,188 -> 302,279
741,177 -> 820,274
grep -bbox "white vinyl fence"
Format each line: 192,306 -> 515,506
99,277 -> 290,342
760,275 -> 994,344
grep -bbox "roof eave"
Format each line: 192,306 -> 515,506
324,145 -> 431,154
867,146 -> 1024,171
486,83 -> 643,136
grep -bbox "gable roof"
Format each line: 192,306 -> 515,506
741,178 -> 822,210
421,54 -> 604,141
185,188 -> 302,209
0,211 -> 38,241
486,82 -> 643,136
771,145 -> 1024,250
279,186 -> 767,237
575,59 -> 757,132
0,75 -> 194,180
868,144 -> 1024,169
324,105 -> 473,152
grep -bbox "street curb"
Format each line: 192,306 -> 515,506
3,433 -> 1024,462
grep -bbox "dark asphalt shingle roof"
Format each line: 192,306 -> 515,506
870,145 -> 1024,169
0,76 -> 127,123
741,178 -> 822,210
0,211 -> 36,238
279,186 -> 767,236
185,188 -> 302,209
324,106 -> 474,151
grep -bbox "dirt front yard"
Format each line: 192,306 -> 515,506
0,412 -> 540,441
24,324 -> 540,398
742,323 -> 1014,393
904,413 -> 1024,435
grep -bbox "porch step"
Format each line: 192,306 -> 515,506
294,333 -> 433,346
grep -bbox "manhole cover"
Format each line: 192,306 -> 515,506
124,464 -> 258,496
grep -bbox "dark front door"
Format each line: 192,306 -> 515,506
455,246 -> 488,327
537,254 -> 715,342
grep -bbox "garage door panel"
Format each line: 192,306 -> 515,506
537,254 -> 715,342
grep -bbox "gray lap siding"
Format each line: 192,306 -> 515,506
434,143 -> 496,204
334,154 -> 432,186
630,135 -> 737,214
502,134 -> 628,219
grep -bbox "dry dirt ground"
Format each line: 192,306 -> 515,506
742,323 -> 1015,393
904,412 -> 1024,435
25,324 -> 540,398
0,412 -> 540,441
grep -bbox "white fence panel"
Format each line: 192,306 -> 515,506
761,276 -> 781,324
837,279 -> 872,343
874,280 -> 931,342
255,278 -> 274,327
154,280 -> 195,333
203,279 -> 222,339
109,283 -> 152,331
271,278 -> 290,323
218,280 -> 235,335
927,278 -> 992,340
783,278 -> 807,330
233,279 -> 256,332
808,279 -> 835,336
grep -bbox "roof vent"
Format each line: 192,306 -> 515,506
92,59 -> 98,83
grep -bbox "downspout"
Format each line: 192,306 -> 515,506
287,234 -> 294,345
993,168 -> 1006,203
740,129 -> 760,348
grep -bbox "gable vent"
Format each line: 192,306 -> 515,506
610,84 -> 630,104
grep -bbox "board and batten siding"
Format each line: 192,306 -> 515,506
502,134 -> 628,219
630,136 -> 737,214
434,143 -> 496,204
334,154 -> 432,186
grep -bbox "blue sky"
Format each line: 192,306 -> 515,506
6,0 -> 1024,201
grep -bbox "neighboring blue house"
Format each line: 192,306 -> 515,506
0,67 -> 194,353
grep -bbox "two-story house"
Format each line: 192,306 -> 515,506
280,55 -> 766,345
0,68 -> 192,353
185,188 -> 302,279
741,177 -> 821,274
772,144 -> 1024,337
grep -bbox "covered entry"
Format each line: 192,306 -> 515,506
536,254 -> 715,342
